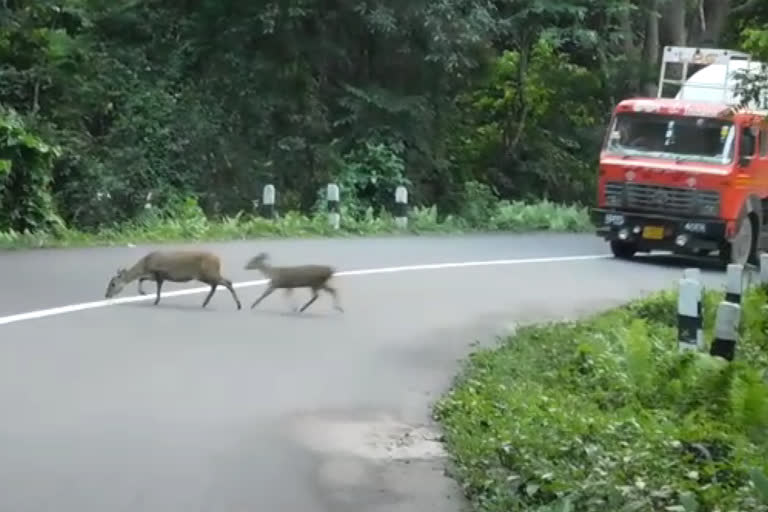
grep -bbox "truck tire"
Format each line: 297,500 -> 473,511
720,214 -> 756,266
610,240 -> 637,259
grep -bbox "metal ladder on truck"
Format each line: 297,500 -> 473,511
656,45 -> 753,104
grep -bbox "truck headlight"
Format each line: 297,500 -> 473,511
695,191 -> 720,216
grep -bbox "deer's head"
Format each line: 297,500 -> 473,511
244,252 -> 270,270
105,267 -> 129,298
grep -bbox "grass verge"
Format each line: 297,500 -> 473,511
434,285 -> 768,511
0,197 -> 592,250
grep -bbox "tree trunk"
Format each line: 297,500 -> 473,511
509,46 -> 530,154
690,0 -> 731,47
618,1 -> 636,57
642,0 -> 660,97
660,0 -> 687,47
616,1 -> 640,95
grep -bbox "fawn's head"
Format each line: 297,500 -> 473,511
105,267 -> 129,298
244,252 -> 270,271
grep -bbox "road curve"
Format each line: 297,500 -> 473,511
0,233 -> 727,512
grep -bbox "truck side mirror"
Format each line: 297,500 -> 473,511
739,133 -> 756,167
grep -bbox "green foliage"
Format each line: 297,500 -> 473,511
435,287 -> 768,511
458,181 -> 500,228
0,0 -> 645,233
2,0 -> 503,228
1,0 -> 766,235
0,106 -> 63,232
751,468 -> 768,504
329,139 -> 409,219
491,199 -> 592,232
742,26 -> 768,58
448,38 -> 604,205
733,25 -> 768,108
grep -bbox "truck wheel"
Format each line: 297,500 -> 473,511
610,240 -> 637,259
720,215 -> 755,266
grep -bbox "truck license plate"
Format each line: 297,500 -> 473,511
642,226 -> 664,240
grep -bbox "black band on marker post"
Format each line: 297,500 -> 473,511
709,301 -> 740,362
677,314 -> 701,346
724,264 -> 742,305
261,202 -> 275,219
710,337 -> 735,361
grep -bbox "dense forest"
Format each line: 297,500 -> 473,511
1,0 -> 767,234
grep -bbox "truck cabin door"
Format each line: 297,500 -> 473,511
757,124 -> 768,197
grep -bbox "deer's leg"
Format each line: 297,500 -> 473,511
202,282 -> 218,308
322,284 -> 344,313
219,278 -> 241,310
153,276 -> 164,305
298,287 -> 319,313
250,284 -> 275,309
138,277 -> 149,295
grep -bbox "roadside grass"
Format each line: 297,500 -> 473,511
434,285 -> 768,512
0,197 -> 593,250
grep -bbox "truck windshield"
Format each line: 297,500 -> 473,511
605,112 -> 735,164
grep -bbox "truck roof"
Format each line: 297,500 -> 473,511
614,97 -> 768,120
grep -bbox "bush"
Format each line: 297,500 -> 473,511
0,194 -> 593,249
434,286 -> 768,512
0,106 -> 64,232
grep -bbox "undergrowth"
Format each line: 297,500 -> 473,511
0,195 -> 592,250
435,285 -> 768,512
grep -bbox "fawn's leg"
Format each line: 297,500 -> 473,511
250,284 -> 275,309
220,278 -> 242,310
298,287 -> 319,313
284,288 -> 299,311
153,276 -> 164,305
322,284 -> 344,312
202,282 -> 218,308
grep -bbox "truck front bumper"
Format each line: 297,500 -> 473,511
590,208 -> 727,252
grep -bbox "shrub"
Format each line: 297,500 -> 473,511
435,286 -> 768,512
0,106 -> 64,232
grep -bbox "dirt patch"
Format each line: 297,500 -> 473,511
288,411 -> 446,462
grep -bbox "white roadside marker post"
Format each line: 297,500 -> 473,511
394,185 -> 408,229
678,269 -> 704,352
327,183 -> 340,230
262,184 -> 276,219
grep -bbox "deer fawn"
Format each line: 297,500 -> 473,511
244,252 -> 343,313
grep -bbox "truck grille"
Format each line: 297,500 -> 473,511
604,181 -> 720,216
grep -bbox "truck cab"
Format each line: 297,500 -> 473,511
591,46 -> 768,266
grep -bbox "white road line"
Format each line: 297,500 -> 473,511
0,253 -> 610,326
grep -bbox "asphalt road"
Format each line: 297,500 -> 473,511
0,233 -> 729,512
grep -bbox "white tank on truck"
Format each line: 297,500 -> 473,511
657,46 -> 768,108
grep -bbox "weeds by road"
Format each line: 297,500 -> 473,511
435,286 -> 768,511
0,196 -> 592,250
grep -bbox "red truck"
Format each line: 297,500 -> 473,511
592,46 -> 768,266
